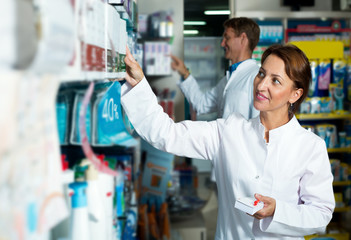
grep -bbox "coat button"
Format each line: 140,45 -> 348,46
255,175 -> 260,179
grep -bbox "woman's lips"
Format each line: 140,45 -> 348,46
256,92 -> 268,101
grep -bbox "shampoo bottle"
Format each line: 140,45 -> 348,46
122,190 -> 138,240
97,154 -> 115,240
115,166 -> 125,240
82,159 -> 107,240
69,181 -> 90,240
51,154 -> 74,240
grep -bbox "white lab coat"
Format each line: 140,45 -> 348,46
179,59 -> 260,120
180,59 -> 260,181
121,78 -> 335,240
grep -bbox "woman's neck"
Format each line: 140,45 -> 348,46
260,110 -> 290,132
261,111 -> 290,143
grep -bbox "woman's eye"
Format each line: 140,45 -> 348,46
273,78 -> 281,84
257,71 -> 264,77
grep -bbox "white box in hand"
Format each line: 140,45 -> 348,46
234,197 -> 264,215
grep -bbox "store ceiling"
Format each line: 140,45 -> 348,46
184,0 -> 230,36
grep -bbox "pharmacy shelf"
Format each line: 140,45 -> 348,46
328,148 -> 351,153
296,112 -> 351,120
334,206 -> 351,212
235,11 -> 351,20
305,232 -> 350,240
333,181 -> 351,186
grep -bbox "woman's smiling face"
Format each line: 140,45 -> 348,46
253,54 -> 300,116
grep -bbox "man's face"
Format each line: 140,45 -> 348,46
220,27 -> 242,63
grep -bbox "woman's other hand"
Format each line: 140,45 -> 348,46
124,46 -> 144,87
253,193 -> 276,219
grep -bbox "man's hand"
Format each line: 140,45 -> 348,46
171,55 -> 190,79
124,46 -> 144,87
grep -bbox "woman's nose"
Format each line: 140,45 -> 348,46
257,77 -> 269,90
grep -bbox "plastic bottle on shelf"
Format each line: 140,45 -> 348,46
122,189 -> 138,240
61,154 -> 74,205
69,181 -> 90,240
158,202 -> 171,240
51,154 -> 74,239
97,154 -> 115,240
116,165 -> 126,217
115,166 -> 126,239
80,159 -> 107,240
117,155 -> 132,204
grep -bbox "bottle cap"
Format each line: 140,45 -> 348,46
69,181 -> 88,208
74,164 -> 88,182
61,154 -> 69,171
86,164 -> 98,180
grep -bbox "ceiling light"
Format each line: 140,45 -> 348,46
204,10 -> 230,15
183,30 -> 199,35
184,21 -> 206,26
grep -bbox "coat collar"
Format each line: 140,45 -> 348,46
252,115 -> 299,144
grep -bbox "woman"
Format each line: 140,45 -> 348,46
120,44 -> 335,239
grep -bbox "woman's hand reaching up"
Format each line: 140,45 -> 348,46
124,46 -> 144,87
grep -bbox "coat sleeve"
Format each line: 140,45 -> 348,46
178,75 -> 227,115
121,78 -> 221,161
260,138 -> 335,236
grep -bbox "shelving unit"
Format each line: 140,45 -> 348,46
53,1 -> 142,240
184,37 -> 226,91
293,37 -> 351,236
296,112 -> 351,238
235,11 -> 351,27
236,11 -> 351,60
297,113 -> 351,120
328,148 -> 351,153
334,180 -> 351,187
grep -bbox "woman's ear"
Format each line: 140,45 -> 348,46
290,88 -> 303,104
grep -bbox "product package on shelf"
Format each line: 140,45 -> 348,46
0,74 -> 70,240
91,81 -> 137,147
140,140 -> 173,203
299,55 -> 351,115
83,0 -> 107,80
60,0 -> 128,82
346,59 -> 351,102
105,3 -> 121,79
0,0 -> 78,238
0,0 -> 37,70
118,18 -> 128,75
70,90 -> 92,145
258,25 -> 283,44
309,59 -> 319,97
144,41 -> 171,76
56,91 -> 72,145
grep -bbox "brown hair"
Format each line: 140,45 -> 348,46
223,17 -> 260,52
261,44 -> 311,116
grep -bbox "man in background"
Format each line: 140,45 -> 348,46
171,17 -> 260,183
